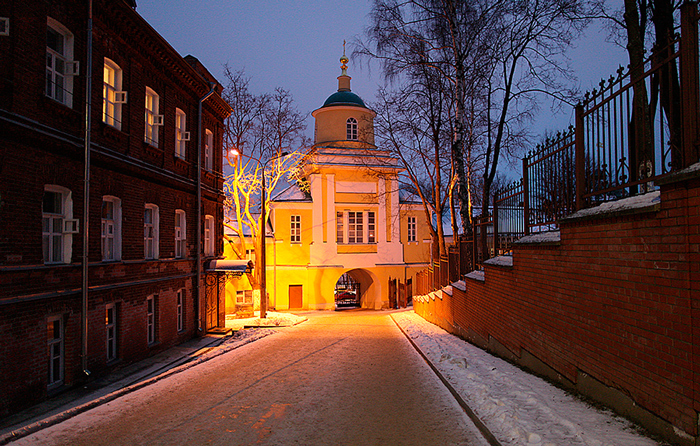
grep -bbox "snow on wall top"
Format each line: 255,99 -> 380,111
563,190 -> 660,221
465,270 -> 485,282
515,230 -> 561,245
484,255 -> 513,267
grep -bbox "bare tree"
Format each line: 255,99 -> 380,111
221,67 -> 310,288
358,0 -> 593,232
371,61 -> 454,257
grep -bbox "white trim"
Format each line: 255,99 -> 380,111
63,219 -> 79,234
65,60 -> 79,76
335,181 -> 376,194
153,114 -> 164,125
0,17 -> 9,36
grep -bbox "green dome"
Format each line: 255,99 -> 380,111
323,91 -> 366,108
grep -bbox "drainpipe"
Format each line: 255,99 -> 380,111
81,0 -> 93,377
196,83 -> 215,333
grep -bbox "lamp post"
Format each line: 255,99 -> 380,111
230,149 -> 287,318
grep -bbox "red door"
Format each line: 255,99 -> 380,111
289,285 -> 303,309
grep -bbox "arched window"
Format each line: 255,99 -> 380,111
346,117 -> 358,141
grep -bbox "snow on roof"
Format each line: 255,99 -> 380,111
515,230 -> 561,245
563,191 -> 660,221
272,183 -> 311,202
483,255 -> 513,267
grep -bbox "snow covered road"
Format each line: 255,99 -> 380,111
12,310 -> 488,445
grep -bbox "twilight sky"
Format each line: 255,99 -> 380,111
136,0 -> 627,143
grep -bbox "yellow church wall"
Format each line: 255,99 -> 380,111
313,107 -> 375,145
401,207 -> 433,264
335,192 -> 377,203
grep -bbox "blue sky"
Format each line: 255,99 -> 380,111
137,1 -> 628,144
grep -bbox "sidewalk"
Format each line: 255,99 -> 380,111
0,311 -> 307,445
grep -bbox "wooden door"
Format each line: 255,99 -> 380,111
289,285 -> 303,309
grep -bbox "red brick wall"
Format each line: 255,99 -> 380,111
414,175 -> 700,438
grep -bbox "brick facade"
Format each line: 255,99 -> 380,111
0,0 -> 231,416
414,170 -> 700,445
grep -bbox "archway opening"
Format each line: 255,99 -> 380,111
334,269 -> 380,310
334,272 -> 360,309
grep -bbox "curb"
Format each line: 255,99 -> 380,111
0,328 -> 281,445
390,313 -> 502,446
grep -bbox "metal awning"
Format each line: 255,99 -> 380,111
205,259 -> 253,277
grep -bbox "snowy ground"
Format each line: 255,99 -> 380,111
391,311 -> 663,446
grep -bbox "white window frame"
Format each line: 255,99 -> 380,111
144,87 -> 160,146
290,215 -> 301,244
176,289 -> 184,332
105,303 -> 117,361
346,117 -> 358,141
46,18 -> 75,107
407,216 -> 417,242
42,185 -> 74,264
348,211 -> 363,244
146,295 -> 156,345
204,215 -> 215,256
47,315 -> 64,388
175,108 -> 187,159
204,129 -> 213,172
367,211 -> 376,243
336,210 -> 376,245
101,196 -> 121,261
0,17 -> 9,36
144,204 -> 159,260
103,58 -> 125,129
175,209 -> 186,259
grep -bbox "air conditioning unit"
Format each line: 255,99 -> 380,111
180,131 -> 190,141
66,61 -> 80,76
114,91 -> 128,104
0,18 -> 9,36
153,114 -> 164,126
63,219 -> 80,234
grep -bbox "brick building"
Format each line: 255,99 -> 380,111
0,0 -> 231,415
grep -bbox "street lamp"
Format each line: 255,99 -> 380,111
230,149 -> 288,319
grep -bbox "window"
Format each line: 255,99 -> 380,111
144,204 -> 159,259
407,216 -> 417,242
105,304 -> 117,362
336,212 -> 344,244
236,290 -> 253,305
42,185 -> 75,264
144,87 -> 161,146
175,108 -> 188,159
336,210 -> 376,245
46,19 -> 75,107
101,196 -> 121,261
204,129 -> 213,172
290,215 -> 301,243
348,211 -> 363,244
175,210 -> 186,258
103,58 -> 125,129
245,249 -> 255,262
204,215 -> 215,256
47,316 -> 64,388
176,289 -> 184,332
146,295 -> 156,345
346,117 -> 358,141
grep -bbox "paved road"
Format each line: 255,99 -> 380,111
15,310 -> 488,445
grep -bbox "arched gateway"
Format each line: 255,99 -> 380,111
242,51 -> 432,312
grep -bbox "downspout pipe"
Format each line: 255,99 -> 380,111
196,83 -> 215,333
81,0 -> 93,377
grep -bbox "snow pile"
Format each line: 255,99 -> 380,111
484,255 -> 514,267
392,311 -> 660,446
225,311 -> 307,330
515,231 -> 561,245
565,191 -> 660,220
465,270 -> 485,282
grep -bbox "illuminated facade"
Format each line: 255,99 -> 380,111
264,55 -> 432,310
